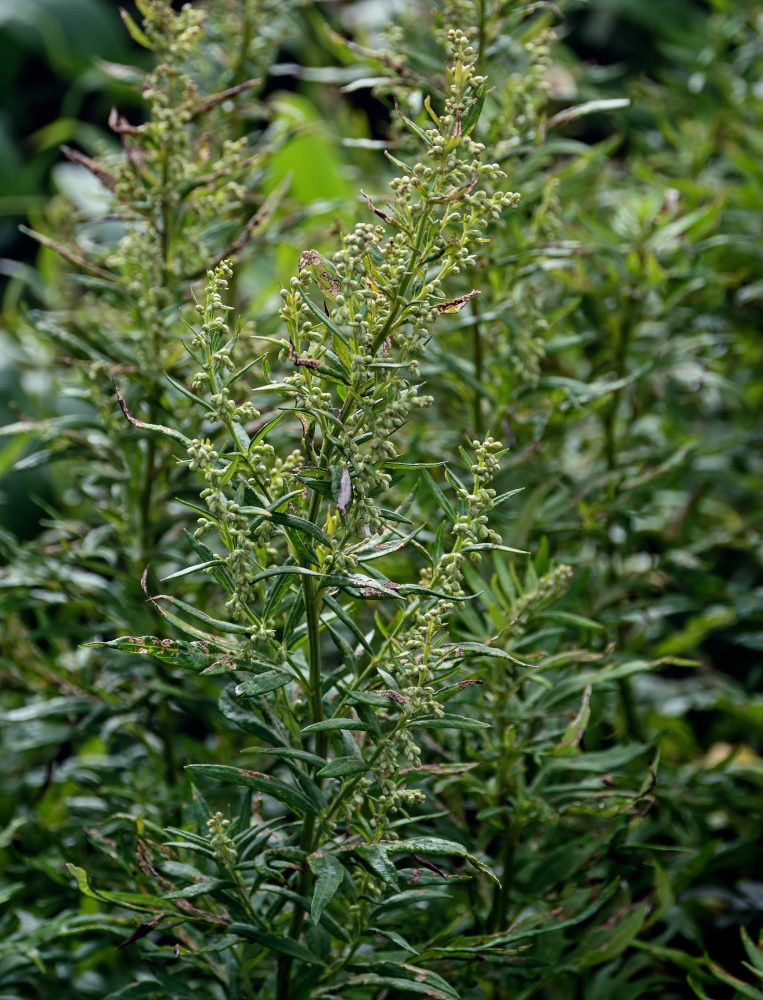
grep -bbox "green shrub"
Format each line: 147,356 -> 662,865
1,2 -> 762,999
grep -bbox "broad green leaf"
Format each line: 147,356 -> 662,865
317,756 -> 369,778
219,687 -> 286,743
235,670 -> 292,697
387,837 -> 498,882
308,853 -> 345,924
353,843 -> 399,888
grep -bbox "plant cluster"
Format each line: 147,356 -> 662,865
1,2 -> 762,999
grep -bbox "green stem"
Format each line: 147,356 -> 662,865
602,281 -> 640,471
476,0 -> 487,79
471,282 -> 485,436
276,572 -> 325,999
488,818 -> 518,933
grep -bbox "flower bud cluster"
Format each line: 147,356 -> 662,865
452,436 -> 503,551
101,3 -> 266,370
273,40 -> 517,542
207,811 -> 237,870
183,264 -> 289,625
373,739 -> 426,822
509,563 -> 574,637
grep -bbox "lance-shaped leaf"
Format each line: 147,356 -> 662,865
84,636 -> 237,674
307,853 -> 346,924
317,756 -> 369,778
353,843 -> 399,888
186,765 -> 317,816
228,923 -> 325,965
234,671 -> 292,698
382,837 -> 499,883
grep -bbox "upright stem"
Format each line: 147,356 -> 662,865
488,819 -> 519,933
276,571 -> 325,999
302,573 -> 327,759
476,0 -> 487,79
471,282 -> 485,436
602,278 -> 641,471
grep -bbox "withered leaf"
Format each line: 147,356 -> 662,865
337,464 -> 353,515
361,190 -> 400,228
288,338 -> 321,370
436,289 -> 480,314
116,912 -> 165,950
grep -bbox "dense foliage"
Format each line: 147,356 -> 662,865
1,1 -> 761,998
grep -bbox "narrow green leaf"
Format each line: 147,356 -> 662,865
547,97 -> 630,130
228,923 -> 325,964
461,84 -> 487,135
67,865 -> 166,912
248,410 -> 285,449
149,592 -> 252,633
408,713 -> 491,731
323,594 -> 374,654
186,765 -> 317,815
84,636 -> 235,674
423,468 -> 456,521
394,102 -> 434,146
536,610 -> 605,632
741,927 -> 763,975
163,878 -> 232,899
343,974 -> 451,999
301,718 -> 370,734
270,510 -> 333,548
553,684 -> 592,756
119,8 -> 153,49
297,286 -> 350,345
259,747 -> 326,769
263,563 -> 299,618
163,371 -> 214,411
160,558 -> 223,582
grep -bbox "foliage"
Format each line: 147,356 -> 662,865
1,1 -> 762,999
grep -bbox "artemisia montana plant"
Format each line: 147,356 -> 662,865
87,28 -> 527,1000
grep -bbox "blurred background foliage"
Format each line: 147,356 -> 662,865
1,0 -> 762,998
